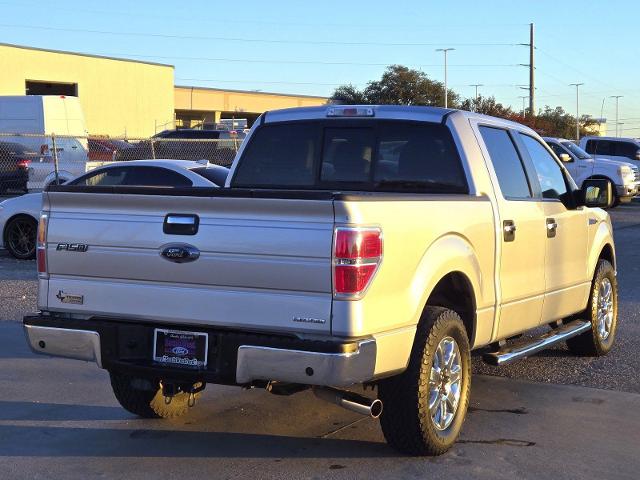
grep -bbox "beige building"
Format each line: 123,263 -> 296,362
174,86 -> 327,128
0,43 -> 175,137
0,43 -> 328,137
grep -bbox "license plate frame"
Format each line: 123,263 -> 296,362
152,328 -> 209,369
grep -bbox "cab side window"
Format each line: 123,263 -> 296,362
519,134 -> 569,200
613,141 -> 638,160
595,140 -> 612,155
479,126 -> 532,199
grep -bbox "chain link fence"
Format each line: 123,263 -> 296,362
0,132 -> 244,193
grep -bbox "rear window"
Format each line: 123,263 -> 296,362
231,121 -> 468,193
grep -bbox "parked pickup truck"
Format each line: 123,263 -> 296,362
544,136 -> 639,206
24,105 -> 618,456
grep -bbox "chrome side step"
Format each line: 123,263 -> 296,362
483,320 -> 591,366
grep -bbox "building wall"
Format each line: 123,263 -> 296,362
175,86 -> 327,126
0,44 -> 175,137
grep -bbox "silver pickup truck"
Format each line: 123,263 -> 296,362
24,105 -> 618,456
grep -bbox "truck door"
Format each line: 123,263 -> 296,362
517,133 -> 590,323
476,125 -> 546,338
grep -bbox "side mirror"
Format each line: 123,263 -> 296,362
578,179 -> 613,208
559,153 -> 572,163
635,149 -> 640,161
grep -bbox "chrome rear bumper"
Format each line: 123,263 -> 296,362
236,339 -> 377,387
23,320 -> 378,387
24,324 -> 102,368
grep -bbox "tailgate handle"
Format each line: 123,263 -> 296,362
163,214 -> 199,235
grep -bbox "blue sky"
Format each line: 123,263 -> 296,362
2,0 -> 639,134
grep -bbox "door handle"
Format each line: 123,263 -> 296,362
546,218 -> 558,238
503,220 -> 516,242
163,214 -> 199,235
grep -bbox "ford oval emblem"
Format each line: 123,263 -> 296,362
171,346 -> 189,356
160,244 -> 200,263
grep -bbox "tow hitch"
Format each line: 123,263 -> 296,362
161,380 -> 205,407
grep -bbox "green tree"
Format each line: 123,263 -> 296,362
330,64 -> 599,139
330,65 -> 459,107
459,95 -> 514,117
513,106 -> 600,138
330,84 -> 368,105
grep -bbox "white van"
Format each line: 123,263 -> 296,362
0,95 -> 89,189
579,136 -> 640,165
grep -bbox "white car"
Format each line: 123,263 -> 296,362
544,137 -> 639,206
0,159 -> 228,259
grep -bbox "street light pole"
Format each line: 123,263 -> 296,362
518,96 -> 528,116
436,48 -> 455,108
469,84 -> 483,112
610,95 -> 623,137
569,83 -> 584,141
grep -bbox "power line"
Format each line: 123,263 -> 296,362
0,23 -> 520,47
103,53 -> 520,68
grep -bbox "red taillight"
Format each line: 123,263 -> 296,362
37,213 -> 48,276
17,159 -> 31,169
333,227 -> 382,298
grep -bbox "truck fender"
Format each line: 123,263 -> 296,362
410,233 -> 484,336
583,174 -> 616,188
588,221 -> 616,279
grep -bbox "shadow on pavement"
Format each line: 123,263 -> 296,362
0,423 -> 395,459
0,400 -> 128,421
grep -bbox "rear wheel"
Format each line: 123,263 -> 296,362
109,372 -> 199,419
566,259 -> 617,356
3,215 -> 37,259
378,307 -> 471,456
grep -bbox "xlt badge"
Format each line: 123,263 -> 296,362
292,317 -> 326,325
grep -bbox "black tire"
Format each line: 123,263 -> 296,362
566,259 -> 617,356
109,372 -> 197,419
378,307 -> 471,456
3,215 -> 37,259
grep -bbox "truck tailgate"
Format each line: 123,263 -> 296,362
42,191 -> 334,334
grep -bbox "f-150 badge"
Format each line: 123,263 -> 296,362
56,243 -> 88,252
56,290 -> 84,305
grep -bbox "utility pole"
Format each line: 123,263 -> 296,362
569,83 -> 584,141
610,95 -> 623,137
436,48 -> 455,108
529,23 -> 535,116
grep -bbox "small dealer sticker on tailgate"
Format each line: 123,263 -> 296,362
55,290 -> 84,305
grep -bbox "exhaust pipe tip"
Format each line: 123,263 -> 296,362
369,398 -> 383,418
313,387 -> 383,418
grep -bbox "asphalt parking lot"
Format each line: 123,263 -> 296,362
1,200 -> 640,479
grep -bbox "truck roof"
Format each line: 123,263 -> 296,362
263,105 -> 535,133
